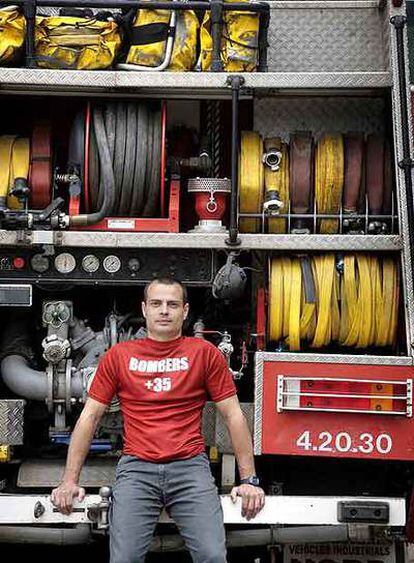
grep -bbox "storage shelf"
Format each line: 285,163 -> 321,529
0,69 -> 391,96
0,231 -> 402,251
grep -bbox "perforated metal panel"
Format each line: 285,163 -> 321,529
0,400 -> 25,445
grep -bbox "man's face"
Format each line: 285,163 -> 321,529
142,282 -> 189,341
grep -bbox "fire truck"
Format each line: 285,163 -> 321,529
0,0 -> 413,560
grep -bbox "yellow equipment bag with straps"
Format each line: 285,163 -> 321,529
126,3 -> 199,71
35,16 -> 121,70
200,0 -> 259,72
0,8 -> 25,66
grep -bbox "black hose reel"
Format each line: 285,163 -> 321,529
66,101 -> 162,226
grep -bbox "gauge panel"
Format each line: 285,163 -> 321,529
0,249 -> 214,286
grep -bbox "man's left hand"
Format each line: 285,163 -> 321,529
230,484 -> 265,520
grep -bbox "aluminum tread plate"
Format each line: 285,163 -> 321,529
0,400 -> 25,445
254,97 -> 386,140
0,494 -> 405,525
0,69 -> 391,92
267,6 -> 387,72
0,232 -> 402,250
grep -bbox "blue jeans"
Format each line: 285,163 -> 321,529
109,452 -> 227,563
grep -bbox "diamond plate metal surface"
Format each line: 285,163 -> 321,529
254,354 -> 264,455
254,97 -> 386,140
0,69 -> 390,92
202,402 -> 216,446
0,231 -> 402,251
215,403 -> 254,453
0,400 -> 25,445
267,5 -> 387,72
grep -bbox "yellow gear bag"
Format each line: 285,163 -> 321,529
126,4 -> 199,71
35,16 -> 121,70
0,8 -> 25,66
200,0 -> 259,72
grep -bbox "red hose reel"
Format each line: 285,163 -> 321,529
29,123 -> 52,210
70,101 -> 179,233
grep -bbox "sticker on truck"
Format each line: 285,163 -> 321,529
284,543 -> 395,563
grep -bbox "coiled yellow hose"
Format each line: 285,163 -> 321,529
269,253 -> 399,351
239,131 -> 263,233
315,134 -> 344,234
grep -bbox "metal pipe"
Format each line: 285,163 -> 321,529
0,525 -> 92,545
226,75 -> 244,246
1,355 -> 83,400
211,0 -> 224,72
0,525 -> 350,548
23,0 -> 36,68
12,0 -> 269,12
150,526 -> 349,551
390,16 -> 414,282
258,10 -> 270,72
238,212 -> 397,219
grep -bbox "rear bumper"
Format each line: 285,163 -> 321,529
0,494 -> 406,527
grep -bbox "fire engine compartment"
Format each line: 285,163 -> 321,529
0,87 -> 413,506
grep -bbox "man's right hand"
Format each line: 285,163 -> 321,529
51,481 -> 86,515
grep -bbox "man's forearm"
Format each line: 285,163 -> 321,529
225,411 -> 256,479
62,410 -> 100,484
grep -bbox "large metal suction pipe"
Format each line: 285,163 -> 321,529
1,355 -> 83,401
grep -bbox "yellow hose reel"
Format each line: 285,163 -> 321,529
269,253 -> 399,351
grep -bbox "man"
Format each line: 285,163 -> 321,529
51,277 -> 265,562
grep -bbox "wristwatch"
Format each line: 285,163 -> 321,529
240,475 -> 260,487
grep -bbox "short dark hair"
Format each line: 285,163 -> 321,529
143,277 -> 188,303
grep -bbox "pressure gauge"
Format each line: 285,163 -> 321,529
54,253 -> 76,274
103,255 -> 121,274
30,253 -> 49,273
82,254 -> 100,273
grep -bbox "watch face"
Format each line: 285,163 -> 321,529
242,476 -> 260,486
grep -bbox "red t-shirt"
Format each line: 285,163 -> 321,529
88,336 -> 237,462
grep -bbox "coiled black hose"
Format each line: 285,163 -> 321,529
90,101 -> 161,218
70,106 -> 116,227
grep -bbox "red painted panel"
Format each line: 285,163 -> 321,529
261,361 -> 414,460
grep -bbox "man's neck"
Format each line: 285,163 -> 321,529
147,331 -> 182,342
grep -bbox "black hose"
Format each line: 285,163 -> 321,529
120,102 -> 137,215
70,106 -> 115,226
143,109 -> 161,217
74,101 -> 161,222
114,101 -> 127,211
131,103 -> 149,216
